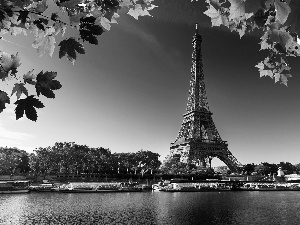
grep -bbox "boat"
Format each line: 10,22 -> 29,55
58,182 -> 142,193
240,183 -> 295,191
29,183 -> 56,192
0,180 -> 30,194
159,182 -> 237,192
58,182 -> 120,193
119,182 -> 142,192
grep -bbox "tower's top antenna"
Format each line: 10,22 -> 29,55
195,23 -> 198,34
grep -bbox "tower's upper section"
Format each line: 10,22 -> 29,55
185,23 -> 209,115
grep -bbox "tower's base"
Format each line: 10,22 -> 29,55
170,139 -> 242,173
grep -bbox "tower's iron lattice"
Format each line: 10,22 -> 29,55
170,24 -> 242,172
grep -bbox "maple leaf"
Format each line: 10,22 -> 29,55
0,90 -> 10,113
35,0 -> 48,13
255,61 -> 273,77
260,31 -> 272,50
274,72 -> 292,86
53,21 -> 66,36
128,4 -> 153,20
228,0 -> 246,21
99,17 -> 112,31
14,95 -> 44,121
79,16 -> 104,45
204,4 -> 229,27
274,0 -> 291,24
284,0 -> 300,35
8,0 -> 32,8
119,0 -> 133,7
17,10 -> 29,25
58,38 -> 85,64
35,71 -> 62,98
264,0 -> 275,10
0,52 -> 21,80
205,0 -> 223,10
23,70 -> 36,85
268,22 -> 293,50
279,73 -> 292,86
60,0 -> 82,9
32,28 -> 56,57
11,83 -> 28,99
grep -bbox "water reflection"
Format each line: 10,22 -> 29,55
1,192 -> 300,224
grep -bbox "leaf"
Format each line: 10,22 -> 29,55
14,95 -> 44,121
32,28 -> 56,57
0,52 -> 21,80
0,90 -> 10,113
204,4 -> 229,27
128,4 -> 152,20
284,0 -> 300,35
268,22 -> 293,50
11,83 -> 28,99
58,38 -> 85,64
79,16 -> 104,45
228,0 -> 246,21
274,0 -> 291,24
17,10 -> 29,25
279,73 -> 292,86
255,61 -> 273,77
260,31 -> 272,50
119,0 -> 133,7
99,17 -> 112,31
23,70 -> 36,85
60,0 -> 82,9
35,71 -> 62,98
205,0 -> 223,10
256,56 -> 292,85
35,0 -> 48,13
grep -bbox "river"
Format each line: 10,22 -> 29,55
1,191 -> 300,224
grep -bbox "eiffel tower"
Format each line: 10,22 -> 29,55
170,24 -> 242,172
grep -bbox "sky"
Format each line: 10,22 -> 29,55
1,0 -> 300,167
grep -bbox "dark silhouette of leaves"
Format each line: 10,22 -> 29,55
33,18 -> 48,31
0,90 -> 10,113
35,71 -> 62,98
14,95 -> 44,121
79,16 -> 104,45
58,38 -> 85,63
96,0 -> 120,11
17,10 -> 29,25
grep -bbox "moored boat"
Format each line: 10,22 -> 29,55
29,183 -> 56,192
57,182 -> 142,193
0,180 -> 30,194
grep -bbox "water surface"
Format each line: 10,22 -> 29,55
1,191 -> 300,224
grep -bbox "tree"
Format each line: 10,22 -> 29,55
0,0 -> 156,121
0,147 -> 22,175
254,163 -> 270,175
278,161 -> 295,174
16,151 -> 31,173
160,154 -> 188,175
203,0 -> 299,86
29,152 -> 41,181
242,163 -> 256,175
135,149 -> 161,176
295,163 -> 300,174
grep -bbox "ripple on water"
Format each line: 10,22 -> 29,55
2,191 -> 300,224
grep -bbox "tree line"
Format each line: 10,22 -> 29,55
0,143 -> 161,179
1,145 -> 300,180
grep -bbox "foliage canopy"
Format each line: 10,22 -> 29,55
0,0 -> 299,121
0,0 -> 156,121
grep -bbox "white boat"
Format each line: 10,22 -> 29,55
0,180 -> 30,194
